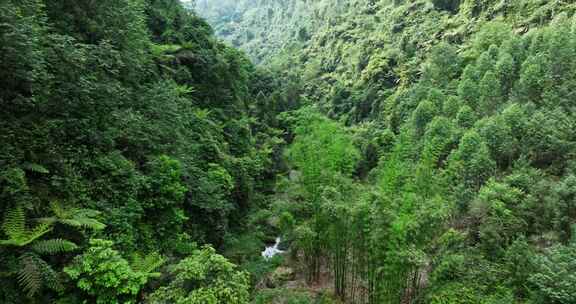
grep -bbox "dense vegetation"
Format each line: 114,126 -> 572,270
198,0 -> 576,303
0,0 -> 288,302
2,0 -> 576,303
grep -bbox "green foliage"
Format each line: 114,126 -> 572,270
130,251 -> 166,278
281,108 -> 361,286
0,206 -> 51,247
0,0 -> 281,302
31,239 -> 78,255
64,239 -> 157,304
148,246 -> 250,304
530,243 -> 576,304
449,130 -> 496,191
201,2 -> 576,303
478,71 -> 503,116
504,237 -> 536,297
413,100 -> 439,137
432,0 -> 461,13
428,282 -> 484,304
286,108 -> 360,198
222,231 -> 281,287
253,288 -> 336,304
18,252 -> 62,298
423,42 -> 462,87
470,180 -> 526,257
0,204 -> 103,298
40,201 -> 106,231
4,0 -> 576,303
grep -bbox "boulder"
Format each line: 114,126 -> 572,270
267,267 -> 296,288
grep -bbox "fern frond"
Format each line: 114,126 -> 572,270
31,239 -> 78,255
175,84 -> 195,96
18,253 -> 42,297
35,257 -> 62,292
47,201 -> 106,231
36,216 -> 57,226
22,223 -> 52,247
49,201 -> 69,219
0,239 -> 19,246
1,207 -> 52,247
60,218 -> 106,231
18,253 -> 62,296
3,206 -> 26,240
56,219 -> 81,228
131,251 -> 165,276
0,239 -> 14,246
75,209 -> 102,219
22,163 -> 49,174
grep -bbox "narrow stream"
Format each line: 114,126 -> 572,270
261,237 -> 284,260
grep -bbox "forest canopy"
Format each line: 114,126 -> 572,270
2,0 -> 576,303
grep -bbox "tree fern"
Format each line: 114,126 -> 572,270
49,200 -> 68,219
18,252 -> 63,297
131,251 -> 165,278
39,261 -> 63,293
1,205 -> 82,297
0,206 -> 52,247
31,239 -> 78,255
21,162 -> 50,174
18,253 -> 43,297
39,201 -> 106,231
25,223 -> 53,246
3,205 -> 26,240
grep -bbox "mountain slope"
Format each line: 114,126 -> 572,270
0,0 -> 280,302
200,1 -> 576,303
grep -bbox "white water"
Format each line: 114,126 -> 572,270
261,237 -> 284,260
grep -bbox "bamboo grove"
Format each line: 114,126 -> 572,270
259,6 -> 576,303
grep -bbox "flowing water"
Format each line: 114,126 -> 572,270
261,237 -> 284,260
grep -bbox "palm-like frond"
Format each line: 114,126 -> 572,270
0,207 -> 52,247
22,163 -> 50,174
17,253 -> 62,297
40,201 -> 106,231
31,239 -> 78,255
18,253 -> 43,297
3,206 -> 26,240
34,255 -> 62,293
131,251 -> 165,278
49,201 -> 68,219
1,206 -> 76,297
60,218 -> 106,230
25,223 -> 52,246
73,208 -> 101,219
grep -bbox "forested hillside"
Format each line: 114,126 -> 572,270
197,0 -> 576,303
195,0 -> 354,63
0,0 -> 288,302
2,0 -> 576,303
